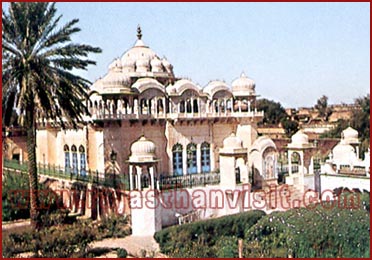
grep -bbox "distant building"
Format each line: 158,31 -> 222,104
319,127 -> 370,194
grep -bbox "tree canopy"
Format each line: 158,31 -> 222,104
2,2 -> 101,229
314,95 -> 333,121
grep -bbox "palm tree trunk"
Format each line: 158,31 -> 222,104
26,104 -> 40,229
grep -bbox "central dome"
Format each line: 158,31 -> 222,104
119,26 -> 174,77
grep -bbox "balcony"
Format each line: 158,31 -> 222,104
90,110 -> 264,121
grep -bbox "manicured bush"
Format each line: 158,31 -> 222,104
154,210 -> 265,257
117,248 -> 128,258
244,193 -> 370,258
213,236 -> 239,258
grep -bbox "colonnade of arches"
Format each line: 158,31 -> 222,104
88,95 -> 257,118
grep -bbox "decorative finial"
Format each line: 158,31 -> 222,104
137,25 -> 142,40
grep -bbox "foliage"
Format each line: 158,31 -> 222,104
2,170 -> 67,222
117,248 -> 128,258
256,98 -> 298,137
351,94 -> 370,155
314,95 -> 333,121
244,193 -> 370,258
37,221 -> 95,258
155,193 -> 369,258
256,98 -> 287,125
213,236 -> 239,258
154,210 -> 265,257
320,119 -> 349,139
2,220 -> 96,258
97,214 -> 131,239
2,2 -> 101,229
320,94 -> 370,156
281,118 -> 299,138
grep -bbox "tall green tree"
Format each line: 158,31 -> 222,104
314,95 -> 332,121
256,98 -> 299,137
2,2 -> 101,229
256,98 -> 287,125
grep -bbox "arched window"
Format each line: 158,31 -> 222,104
193,99 -> 198,113
180,100 -> 185,113
235,167 -> 241,184
201,142 -> 211,173
71,145 -> 78,175
187,143 -> 197,174
64,145 -> 70,174
79,145 -> 86,176
172,144 -> 183,176
186,100 -> 192,113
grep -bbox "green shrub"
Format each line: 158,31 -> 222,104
244,194 -> 370,258
154,210 -> 265,257
2,220 -> 96,258
2,170 -> 66,223
117,248 -> 128,258
213,236 -> 239,258
97,214 -> 131,239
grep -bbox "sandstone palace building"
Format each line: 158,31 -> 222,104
4,27 -> 369,236
32,26 -> 278,189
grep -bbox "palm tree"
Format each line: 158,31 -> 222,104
2,2 -> 101,229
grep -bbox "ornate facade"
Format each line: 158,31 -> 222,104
33,26 -> 278,190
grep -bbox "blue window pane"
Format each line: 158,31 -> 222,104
65,152 -> 70,174
72,153 -> 78,175
80,153 -> 86,176
201,144 -> 210,173
187,150 -> 197,174
173,151 -> 183,176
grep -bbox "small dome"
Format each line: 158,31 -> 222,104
122,58 -> 136,72
101,70 -> 131,88
341,127 -> 359,144
232,72 -> 255,96
108,59 -> 122,72
136,58 -> 150,72
150,56 -> 163,72
130,136 -> 156,157
332,143 -> 356,162
162,58 -> 173,74
288,130 -> 312,149
292,130 -> 309,145
223,133 -> 243,149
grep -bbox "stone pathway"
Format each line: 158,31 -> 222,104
2,219 -> 30,231
90,235 -> 167,258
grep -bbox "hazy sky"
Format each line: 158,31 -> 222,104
3,2 -> 370,108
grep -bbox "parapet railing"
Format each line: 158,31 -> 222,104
90,110 -> 264,121
159,172 -> 220,190
3,159 -> 129,189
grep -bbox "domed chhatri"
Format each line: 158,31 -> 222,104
341,126 -> 359,144
288,130 -> 312,148
219,133 -> 248,155
129,136 -> 158,163
223,133 -> 243,149
231,72 -> 256,96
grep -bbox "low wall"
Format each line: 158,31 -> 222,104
320,174 -> 370,193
